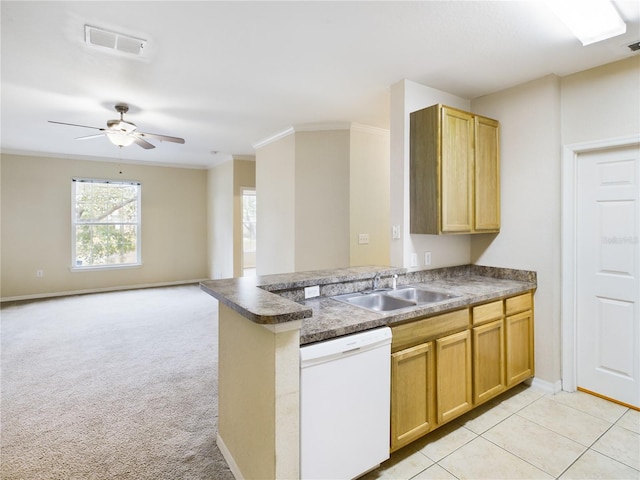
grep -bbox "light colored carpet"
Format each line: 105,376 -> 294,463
1,284 -> 234,480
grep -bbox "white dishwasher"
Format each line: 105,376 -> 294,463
300,327 -> 391,480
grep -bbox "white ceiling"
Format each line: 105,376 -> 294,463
2,1 -> 639,169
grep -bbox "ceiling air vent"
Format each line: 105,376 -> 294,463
628,41 -> 640,52
84,25 -> 146,56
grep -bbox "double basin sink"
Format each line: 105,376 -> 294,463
332,285 -> 460,313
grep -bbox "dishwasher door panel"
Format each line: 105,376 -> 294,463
300,327 -> 391,480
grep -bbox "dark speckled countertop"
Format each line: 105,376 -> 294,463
200,264 -> 537,345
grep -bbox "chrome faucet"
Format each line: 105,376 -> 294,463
392,274 -> 398,290
373,273 -> 381,290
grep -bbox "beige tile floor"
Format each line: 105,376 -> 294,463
362,384 -> 640,480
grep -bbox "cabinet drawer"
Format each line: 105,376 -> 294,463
392,309 -> 469,352
472,300 -> 503,325
506,292 -> 532,316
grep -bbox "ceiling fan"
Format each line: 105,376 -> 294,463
49,104 -> 185,149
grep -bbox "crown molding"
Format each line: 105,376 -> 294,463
252,122 -> 389,150
252,126 -> 295,150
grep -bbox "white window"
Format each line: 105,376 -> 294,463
72,178 -> 141,269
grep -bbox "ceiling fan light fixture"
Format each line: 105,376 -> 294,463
546,0 -> 626,46
106,131 -> 135,147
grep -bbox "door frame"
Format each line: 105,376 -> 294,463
561,134 -> 640,392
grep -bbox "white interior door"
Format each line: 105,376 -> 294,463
576,145 -> 639,408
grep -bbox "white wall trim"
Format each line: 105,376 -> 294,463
561,134 -> 640,393
252,126 -> 295,150
252,122 -> 389,150
350,122 -> 390,137
0,278 -> 209,303
216,433 -> 244,480
0,148 -> 209,170
531,377 -> 562,394
293,121 -> 351,132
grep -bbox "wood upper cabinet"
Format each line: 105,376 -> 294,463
474,115 -> 500,231
410,104 -> 500,234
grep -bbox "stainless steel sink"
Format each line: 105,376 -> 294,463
343,293 -> 415,312
386,287 -> 458,304
331,285 -> 459,313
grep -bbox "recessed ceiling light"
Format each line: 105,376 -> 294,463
546,0 -> 626,46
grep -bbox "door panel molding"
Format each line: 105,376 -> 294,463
561,134 -> 640,393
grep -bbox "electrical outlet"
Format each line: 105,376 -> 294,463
36,269 -> 44,278
410,253 -> 418,267
424,252 -> 432,266
358,233 -> 369,245
304,285 -> 320,299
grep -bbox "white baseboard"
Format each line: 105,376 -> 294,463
531,377 -> 562,394
217,433 -> 243,480
1,279 -> 209,303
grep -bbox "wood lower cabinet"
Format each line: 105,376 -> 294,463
390,342 -> 435,451
473,319 -> 506,405
505,293 -> 535,386
390,310 -> 471,452
390,291 -> 534,452
436,330 -> 473,423
472,299 -> 506,405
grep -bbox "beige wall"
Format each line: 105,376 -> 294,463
256,134 -> 296,276
256,125 -> 390,275
390,79 -> 472,270
217,304 -> 300,479
206,157 -> 256,280
294,130 -> 350,272
561,56 -> 640,145
471,75 -> 562,387
233,159 -> 256,276
468,58 -> 639,387
350,125 -> 391,266
1,153 -> 208,299
208,160 -> 234,280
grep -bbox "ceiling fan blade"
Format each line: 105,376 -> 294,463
48,120 -> 102,130
76,133 -> 106,140
133,136 -> 156,150
138,131 -> 185,144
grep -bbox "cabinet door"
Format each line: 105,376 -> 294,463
436,330 -> 472,424
391,342 -> 435,452
474,115 -> 500,232
441,107 -> 474,233
473,319 -> 506,405
505,310 -> 535,386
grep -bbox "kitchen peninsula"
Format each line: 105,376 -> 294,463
201,264 -> 536,480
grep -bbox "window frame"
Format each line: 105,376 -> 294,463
70,177 -> 142,271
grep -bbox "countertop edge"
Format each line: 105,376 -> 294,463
200,265 -> 537,329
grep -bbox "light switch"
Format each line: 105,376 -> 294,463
424,252 -> 432,266
392,225 -> 401,240
410,253 -> 418,267
358,233 -> 370,245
